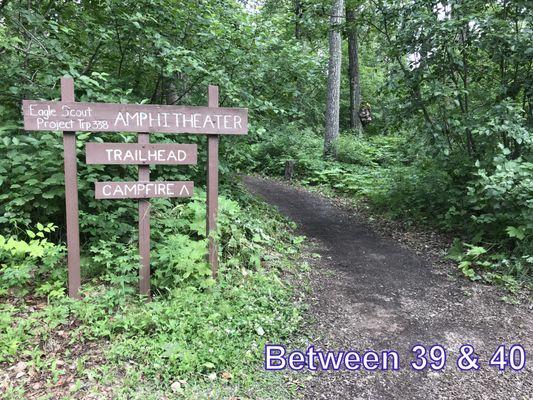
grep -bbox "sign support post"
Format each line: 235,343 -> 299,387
138,132 -> 151,297
61,76 -> 81,299
207,85 -> 219,278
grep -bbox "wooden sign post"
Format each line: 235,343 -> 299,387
61,77 -> 81,299
138,133 -> 151,296
207,85 -> 219,278
22,77 -> 248,298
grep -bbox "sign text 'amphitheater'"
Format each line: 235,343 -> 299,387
23,101 -> 248,134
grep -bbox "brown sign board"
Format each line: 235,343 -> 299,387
22,100 -> 248,135
95,181 -> 193,199
86,143 -> 197,165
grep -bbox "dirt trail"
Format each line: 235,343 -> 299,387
243,176 -> 532,400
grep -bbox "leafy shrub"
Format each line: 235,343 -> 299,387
336,134 -> 407,166
88,240 -> 140,305
0,223 -> 65,296
369,160 -> 466,224
468,157 -> 532,251
248,124 -> 324,176
0,132 -> 65,227
73,189 -> 287,302
448,240 -> 528,291
0,186 -> 305,388
466,106 -> 533,255
151,191 -> 282,291
153,234 -> 211,290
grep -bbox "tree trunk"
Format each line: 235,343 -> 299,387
294,0 -> 303,40
346,8 -> 362,132
284,160 -> 296,180
164,78 -> 178,105
294,0 -> 304,117
324,0 -> 345,158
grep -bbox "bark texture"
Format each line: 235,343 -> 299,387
347,8 -> 362,131
324,0 -> 345,157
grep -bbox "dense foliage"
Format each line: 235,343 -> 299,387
0,188 -> 306,397
0,0 -> 531,396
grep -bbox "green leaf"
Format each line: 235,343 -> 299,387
465,245 -> 487,258
506,226 -> 525,240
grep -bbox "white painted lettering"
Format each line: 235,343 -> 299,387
148,113 -> 160,127
224,115 -> 231,129
179,184 -> 189,196
234,115 -> 242,129
213,114 -> 222,128
167,183 -> 175,195
182,113 -> 194,128
114,112 -> 127,127
105,149 -> 113,161
161,112 -> 170,127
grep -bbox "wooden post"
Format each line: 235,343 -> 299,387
284,160 -> 296,180
138,132 -> 151,297
61,77 -> 81,299
207,85 -> 219,278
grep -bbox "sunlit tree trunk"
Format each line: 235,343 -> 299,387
324,0 -> 344,158
346,7 -> 362,132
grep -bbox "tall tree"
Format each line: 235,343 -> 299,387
346,6 -> 362,131
294,0 -> 303,40
324,0 -> 345,157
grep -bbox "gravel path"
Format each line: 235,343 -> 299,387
243,176 -> 532,400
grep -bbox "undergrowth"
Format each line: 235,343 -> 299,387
0,185 -> 306,398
